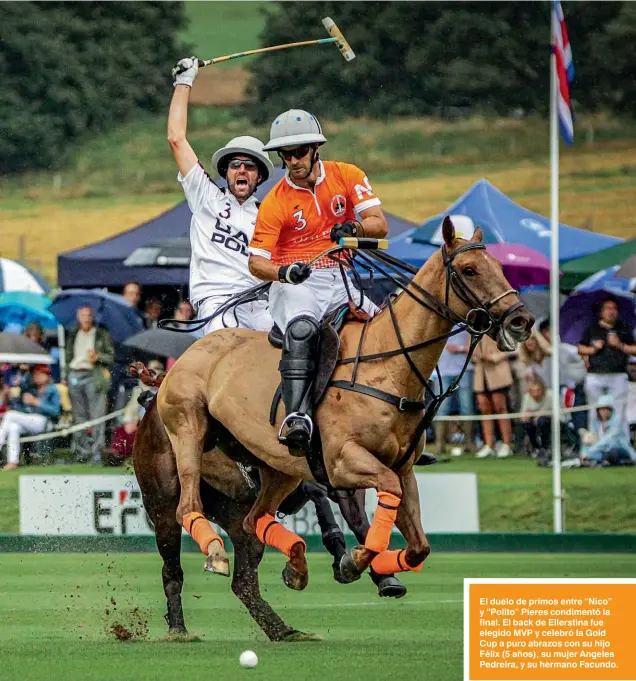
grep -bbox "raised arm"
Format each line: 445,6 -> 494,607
167,57 -> 200,177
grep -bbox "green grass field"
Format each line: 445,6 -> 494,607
1,459 -> 635,534
1,552 -> 634,681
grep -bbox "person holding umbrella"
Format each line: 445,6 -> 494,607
1,364 -> 60,471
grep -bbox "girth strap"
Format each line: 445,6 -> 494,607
329,380 -> 425,413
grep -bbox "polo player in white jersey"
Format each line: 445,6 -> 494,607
168,57 -> 274,334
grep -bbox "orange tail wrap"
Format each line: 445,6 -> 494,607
365,491 -> 401,553
182,512 -> 224,555
371,549 -> 424,575
256,514 -> 306,558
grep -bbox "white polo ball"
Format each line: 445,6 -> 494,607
239,650 -> 258,668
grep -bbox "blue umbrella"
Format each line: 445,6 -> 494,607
0,291 -> 58,330
50,289 -> 144,342
559,286 -> 636,346
574,265 -> 636,295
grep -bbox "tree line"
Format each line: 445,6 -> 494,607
246,1 -> 636,122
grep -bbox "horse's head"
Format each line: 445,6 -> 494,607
440,216 -> 534,350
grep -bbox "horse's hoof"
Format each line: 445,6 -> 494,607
377,576 -> 407,599
204,539 -> 230,577
282,542 -> 308,591
339,552 -> 363,584
168,624 -> 187,635
280,629 -> 323,642
332,560 -> 349,584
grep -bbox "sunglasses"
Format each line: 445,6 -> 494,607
227,158 -> 258,170
277,145 -> 312,161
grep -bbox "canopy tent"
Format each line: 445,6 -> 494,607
409,179 -> 621,262
58,169 -> 417,288
559,238 -> 636,291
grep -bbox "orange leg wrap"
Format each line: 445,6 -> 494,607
255,513 -> 306,558
371,549 -> 424,575
182,512 -> 224,556
365,491 -> 401,553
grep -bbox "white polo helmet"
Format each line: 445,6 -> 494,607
263,110 -> 327,151
211,136 -> 274,185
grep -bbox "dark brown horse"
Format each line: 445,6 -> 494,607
133,397 -> 404,639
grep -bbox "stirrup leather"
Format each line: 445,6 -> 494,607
277,411 -> 314,443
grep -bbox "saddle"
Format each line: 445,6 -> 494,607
268,302 -> 370,485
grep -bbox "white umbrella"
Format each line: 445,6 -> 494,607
0,258 -> 49,294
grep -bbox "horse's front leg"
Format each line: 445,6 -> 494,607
328,441 -> 402,581
371,467 -> 430,576
243,467 -> 309,591
160,395 -> 229,576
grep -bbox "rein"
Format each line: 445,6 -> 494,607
330,241 -> 521,471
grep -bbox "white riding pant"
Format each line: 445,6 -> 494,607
0,411 -> 49,464
195,294 -> 273,337
269,268 -> 379,333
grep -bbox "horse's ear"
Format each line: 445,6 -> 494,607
442,216 -> 455,247
471,226 -> 484,243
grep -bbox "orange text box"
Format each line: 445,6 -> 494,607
465,580 -> 636,681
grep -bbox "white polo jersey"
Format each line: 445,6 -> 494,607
179,163 -> 262,306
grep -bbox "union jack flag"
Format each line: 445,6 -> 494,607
552,1 -> 575,144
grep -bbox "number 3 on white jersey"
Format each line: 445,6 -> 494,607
293,209 -> 307,231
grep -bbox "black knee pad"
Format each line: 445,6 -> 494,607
284,316 -> 320,353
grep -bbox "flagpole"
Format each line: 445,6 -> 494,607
549,47 -> 563,534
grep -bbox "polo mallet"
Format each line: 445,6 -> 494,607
175,16 -> 354,74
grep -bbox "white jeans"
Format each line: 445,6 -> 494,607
0,411 -> 49,464
269,268 -> 378,332
585,372 -> 629,433
195,295 -> 273,336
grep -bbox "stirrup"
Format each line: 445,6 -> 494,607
278,412 -> 314,443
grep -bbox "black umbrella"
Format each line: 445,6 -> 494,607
0,332 -> 54,364
123,328 -> 196,359
616,254 -> 636,283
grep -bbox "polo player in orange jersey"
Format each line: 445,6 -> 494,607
248,109 -> 388,455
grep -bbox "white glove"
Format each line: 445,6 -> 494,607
172,56 -> 199,88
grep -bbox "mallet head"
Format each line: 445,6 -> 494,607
322,17 -> 355,62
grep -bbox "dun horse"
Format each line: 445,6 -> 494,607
155,218 -> 533,592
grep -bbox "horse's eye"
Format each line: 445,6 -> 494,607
462,267 -> 477,277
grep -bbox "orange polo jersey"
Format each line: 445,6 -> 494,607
249,160 -> 382,268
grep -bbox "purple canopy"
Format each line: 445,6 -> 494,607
559,289 -> 636,345
485,244 -> 552,289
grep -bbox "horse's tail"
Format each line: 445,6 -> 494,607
129,361 -> 166,388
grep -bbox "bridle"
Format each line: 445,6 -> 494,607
329,241 -> 525,472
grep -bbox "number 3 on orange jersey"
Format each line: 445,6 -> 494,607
293,209 -> 307,231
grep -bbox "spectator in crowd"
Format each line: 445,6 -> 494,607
537,319 -> 587,432
518,331 -> 549,390
109,281 -> 145,412
434,328 -> 475,456
143,298 -> 162,329
65,306 -> 114,464
580,394 -> 636,466
519,378 -> 552,457
472,334 -> 514,458
165,301 -> 196,371
578,298 -> 636,430
122,281 -> 142,310
107,359 -> 163,465
0,364 -> 61,470
24,321 -> 50,351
